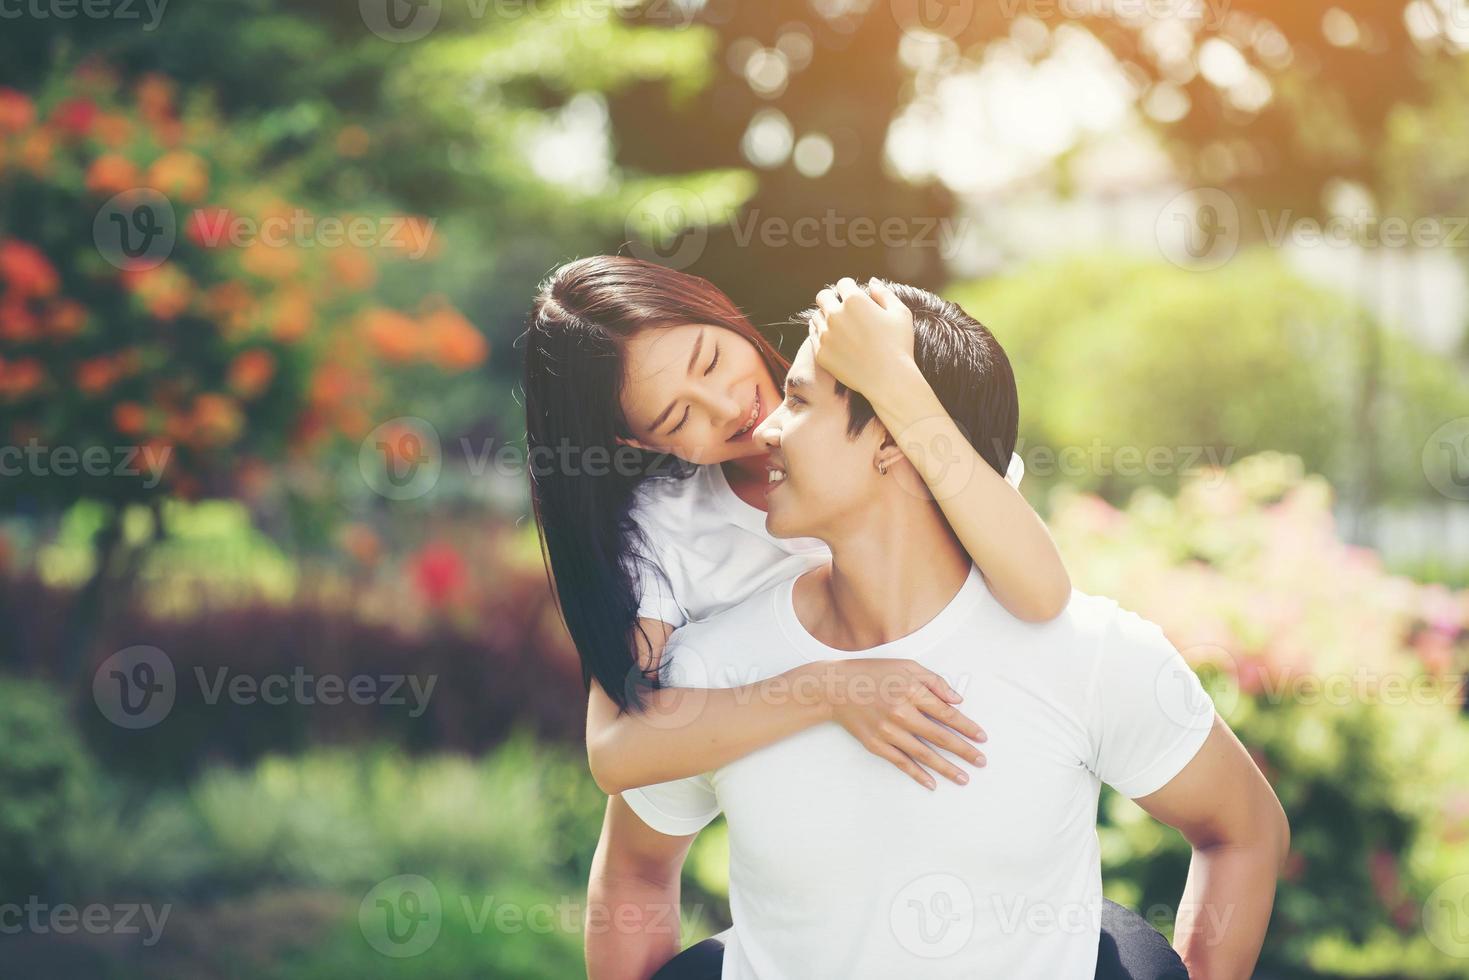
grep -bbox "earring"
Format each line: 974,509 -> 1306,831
877,461 -> 887,476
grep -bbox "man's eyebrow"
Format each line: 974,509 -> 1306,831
784,374 -> 808,393
645,328 -> 705,433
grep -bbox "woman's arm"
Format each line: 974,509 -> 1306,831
585,618 -> 987,795
812,277 -> 1070,622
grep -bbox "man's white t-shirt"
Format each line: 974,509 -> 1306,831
628,455 -> 1025,628
622,566 -> 1214,980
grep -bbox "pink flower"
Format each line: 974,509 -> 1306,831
410,542 -> 467,608
51,97 -> 98,137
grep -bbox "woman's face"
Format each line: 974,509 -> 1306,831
618,324 -> 781,465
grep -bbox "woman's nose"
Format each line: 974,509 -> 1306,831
702,389 -> 743,427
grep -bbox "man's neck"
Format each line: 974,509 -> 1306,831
797,495 -> 972,651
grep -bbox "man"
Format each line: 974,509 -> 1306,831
588,279 -> 1289,979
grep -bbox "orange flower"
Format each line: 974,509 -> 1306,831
204,281 -> 255,336
76,356 -> 120,396
0,357 -> 44,399
85,153 -> 142,196
18,131 -> 54,173
163,405 -> 191,443
205,281 -> 252,316
0,88 -> 35,133
146,150 -> 209,204
45,299 -> 88,338
397,215 -> 441,260
124,263 -> 192,322
92,113 -> 133,148
269,287 -> 315,342
135,74 -> 176,124
335,125 -> 370,158
307,356 -> 375,432
361,308 -> 420,363
421,305 -> 488,371
309,362 -> 351,406
339,522 -> 381,566
112,400 -> 148,436
240,239 -> 302,281
153,118 -> 185,148
328,249 -> 377,291
227,349 -> 276,399
189,392 -> 244,447
0,239 -> 59,299
334,405 -> 371,439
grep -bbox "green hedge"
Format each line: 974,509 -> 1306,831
950,252 -> 1469,505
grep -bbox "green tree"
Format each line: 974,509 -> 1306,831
952,251 -> 1469,503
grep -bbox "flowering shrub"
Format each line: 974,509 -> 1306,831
1051,452 -> 1469,976
0,64 -> 486,508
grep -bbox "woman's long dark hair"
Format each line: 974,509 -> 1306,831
523,256 -> 788,712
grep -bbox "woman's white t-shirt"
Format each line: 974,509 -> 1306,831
627,454 -> 1026,628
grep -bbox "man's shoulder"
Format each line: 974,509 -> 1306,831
1050,590 -> 1127,632
1034,591 -> 1180,679
1009,590 -> 1156,665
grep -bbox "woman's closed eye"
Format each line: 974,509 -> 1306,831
703,341 -> 721,376
667,406 -> 691,435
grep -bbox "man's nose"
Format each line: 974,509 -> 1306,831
754,408 -> 781,449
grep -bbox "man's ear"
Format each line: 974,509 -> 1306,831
873,425 -> 906,475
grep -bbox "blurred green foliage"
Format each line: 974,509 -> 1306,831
15,726 -> 620,979
57,736 -> 603,898
0,676 -> 94,897
953,253 -> 1469,504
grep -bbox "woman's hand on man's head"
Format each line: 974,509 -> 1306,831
809,277 -> 916,401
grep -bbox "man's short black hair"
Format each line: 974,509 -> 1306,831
799,280 -> 1019,481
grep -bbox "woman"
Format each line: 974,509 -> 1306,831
524,255 -> 1069,798
525,256 -> 1189,980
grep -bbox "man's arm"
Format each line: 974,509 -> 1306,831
586,794 -> 698,980
1133,714 -> 1291,980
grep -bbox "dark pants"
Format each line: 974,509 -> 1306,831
650,899 -> 1188,979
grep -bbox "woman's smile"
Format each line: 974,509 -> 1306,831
727,385 -> 763,442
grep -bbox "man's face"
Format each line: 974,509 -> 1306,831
753,338 -> 885,541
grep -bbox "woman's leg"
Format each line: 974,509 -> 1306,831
1095,899 -> 1190,980
648,930 -> 728,980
